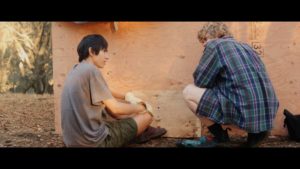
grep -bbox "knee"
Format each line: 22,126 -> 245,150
143,112 -> 154,123
182,84 -> 194,101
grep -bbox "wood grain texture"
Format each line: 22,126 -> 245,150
53,22 -> 300,137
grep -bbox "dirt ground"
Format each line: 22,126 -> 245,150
1,93 -> 300,148
0,93 -> 63,147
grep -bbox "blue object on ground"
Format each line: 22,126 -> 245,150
176,136 -> 217,148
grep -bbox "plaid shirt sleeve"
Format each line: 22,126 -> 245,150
193,46 -> 221,88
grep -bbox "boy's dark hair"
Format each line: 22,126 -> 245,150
77,34 -> 108,62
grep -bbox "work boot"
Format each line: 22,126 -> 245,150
207,123 -> 230,143
130,126 -> 167,144
176,123 -> 230,148
241,131 -> 269,148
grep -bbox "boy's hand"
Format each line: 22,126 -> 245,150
140,102 -> 154,117
125,92 -> 143,105
125,92 -> 154,117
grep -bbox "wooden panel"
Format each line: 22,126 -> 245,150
53,22 -> 300,137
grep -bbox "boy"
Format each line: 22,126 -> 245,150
61,34 -> 166,147
182,22 -> 279,147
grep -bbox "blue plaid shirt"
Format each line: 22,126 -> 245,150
193,36 -> 279,133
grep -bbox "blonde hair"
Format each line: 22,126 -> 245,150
197,22 -> 232,43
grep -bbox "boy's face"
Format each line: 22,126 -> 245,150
90,48 -> 109,68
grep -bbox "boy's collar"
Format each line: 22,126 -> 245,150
204,36 -> 234,47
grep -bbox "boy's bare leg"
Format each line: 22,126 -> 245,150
182,84 -> 205,112
182,84 -> 215,127
132,113 -> 153,136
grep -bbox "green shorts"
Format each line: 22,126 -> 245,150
98,118 -> 138,147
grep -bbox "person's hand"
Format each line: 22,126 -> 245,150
143,102 -> 154,117
125,92 -> 143,105
125,92 -> 154,117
